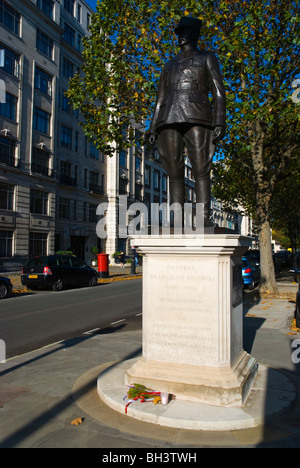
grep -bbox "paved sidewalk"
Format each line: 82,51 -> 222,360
0,278 -> 300,448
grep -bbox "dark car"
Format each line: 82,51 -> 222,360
21,255 -> 98,291
242,256 -> 260,290
0,276 -> 13,299
274,250 -> 292,268
290,267 -> 300,283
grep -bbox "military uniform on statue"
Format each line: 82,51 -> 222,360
148,16 -> 226,228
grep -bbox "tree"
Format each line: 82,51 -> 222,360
67,0 -> 300,294
210,0 -> 300,293
270,159 -> 300,254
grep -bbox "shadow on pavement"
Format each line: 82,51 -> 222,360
0,334 -> 142,448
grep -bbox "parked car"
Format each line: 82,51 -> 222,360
274,250 -> 292,268
290,267 -> 300,283
242,256 -> 260,290
244,249 -> 282,275
0,276 -> 13,299
21,255 -> 98,291
244,250 -> 260,268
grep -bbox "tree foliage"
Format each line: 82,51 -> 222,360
212,0 -> 300,218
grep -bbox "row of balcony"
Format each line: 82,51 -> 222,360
0,156 -> 104,192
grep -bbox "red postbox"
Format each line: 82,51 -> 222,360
97,253 -> 109,278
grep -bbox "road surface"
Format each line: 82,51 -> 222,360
0,279 -> 142,359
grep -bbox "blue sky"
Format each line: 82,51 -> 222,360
85,0 -> 97,11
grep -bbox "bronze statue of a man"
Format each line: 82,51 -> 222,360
148,16 -> 226,227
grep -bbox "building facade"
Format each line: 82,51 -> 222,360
0,0 -> 107,270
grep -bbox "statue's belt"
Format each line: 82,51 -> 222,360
169,81 -> 201,91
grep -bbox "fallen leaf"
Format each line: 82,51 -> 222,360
71,417 -> 84,426
153,396 -> 161,405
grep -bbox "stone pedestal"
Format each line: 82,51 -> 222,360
125,234 -> 258,407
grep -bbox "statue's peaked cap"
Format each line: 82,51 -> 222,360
174,17 -> 202,35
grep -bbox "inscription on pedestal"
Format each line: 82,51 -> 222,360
144,257 -> 219,366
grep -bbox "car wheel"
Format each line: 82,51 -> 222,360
0,283 -> 8,299
52,278 -> 64,291
89,276 -> 97,287
249,279 -> 255,290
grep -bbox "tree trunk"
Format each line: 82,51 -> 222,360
250,124 -> 278,296
258,217 -> 278,295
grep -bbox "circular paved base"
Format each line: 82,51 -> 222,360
96,358 -> 296,431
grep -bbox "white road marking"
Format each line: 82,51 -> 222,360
110,319 -> 126,325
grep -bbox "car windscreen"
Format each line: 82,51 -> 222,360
25,257 -> 47,267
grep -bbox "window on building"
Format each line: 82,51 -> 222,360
153,171 -> 159,189
58,197 -> 76,219
119,178 -> 128,195
62,56 -> 74,79
135,183 -> 143,201
75,131 -> 78,152
0,230 -> 13,257
60,160 -> 72,177
90,171 -> 98,185
37,0 -> 54,19
0,0 -> 20,35
30,189 -> 48,215
89,203 -> 97,223
0,92 -> 17,120
135,157 -> 142,173
144,166 -> 150,186
60,161 -> 76,186
0,136 -> 16,166
32,147 -> 51,177
33,107 -> 51,134
64,0 -> 74,16
62,91 -> 72,113
77,34 -> 81,52
35,67 -> 52,97
89,141 -> 98,159
119,150 -> 127,168
77,3 -> 81,22
0,182 -> 14,210
0,44 -> 20,78
60,125 -> 72,148
89,171 -> 102,194
162,175 -> 167,193
36,29 -> 53,59
29,232 -> 47,256
63,22 -> 75,47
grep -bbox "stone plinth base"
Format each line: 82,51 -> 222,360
125,234 -> 257,407
125,351 -> 258,408
96,358 -> 295,431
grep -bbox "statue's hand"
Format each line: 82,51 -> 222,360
148,132 -> 157,146
213,126 -> 226,144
